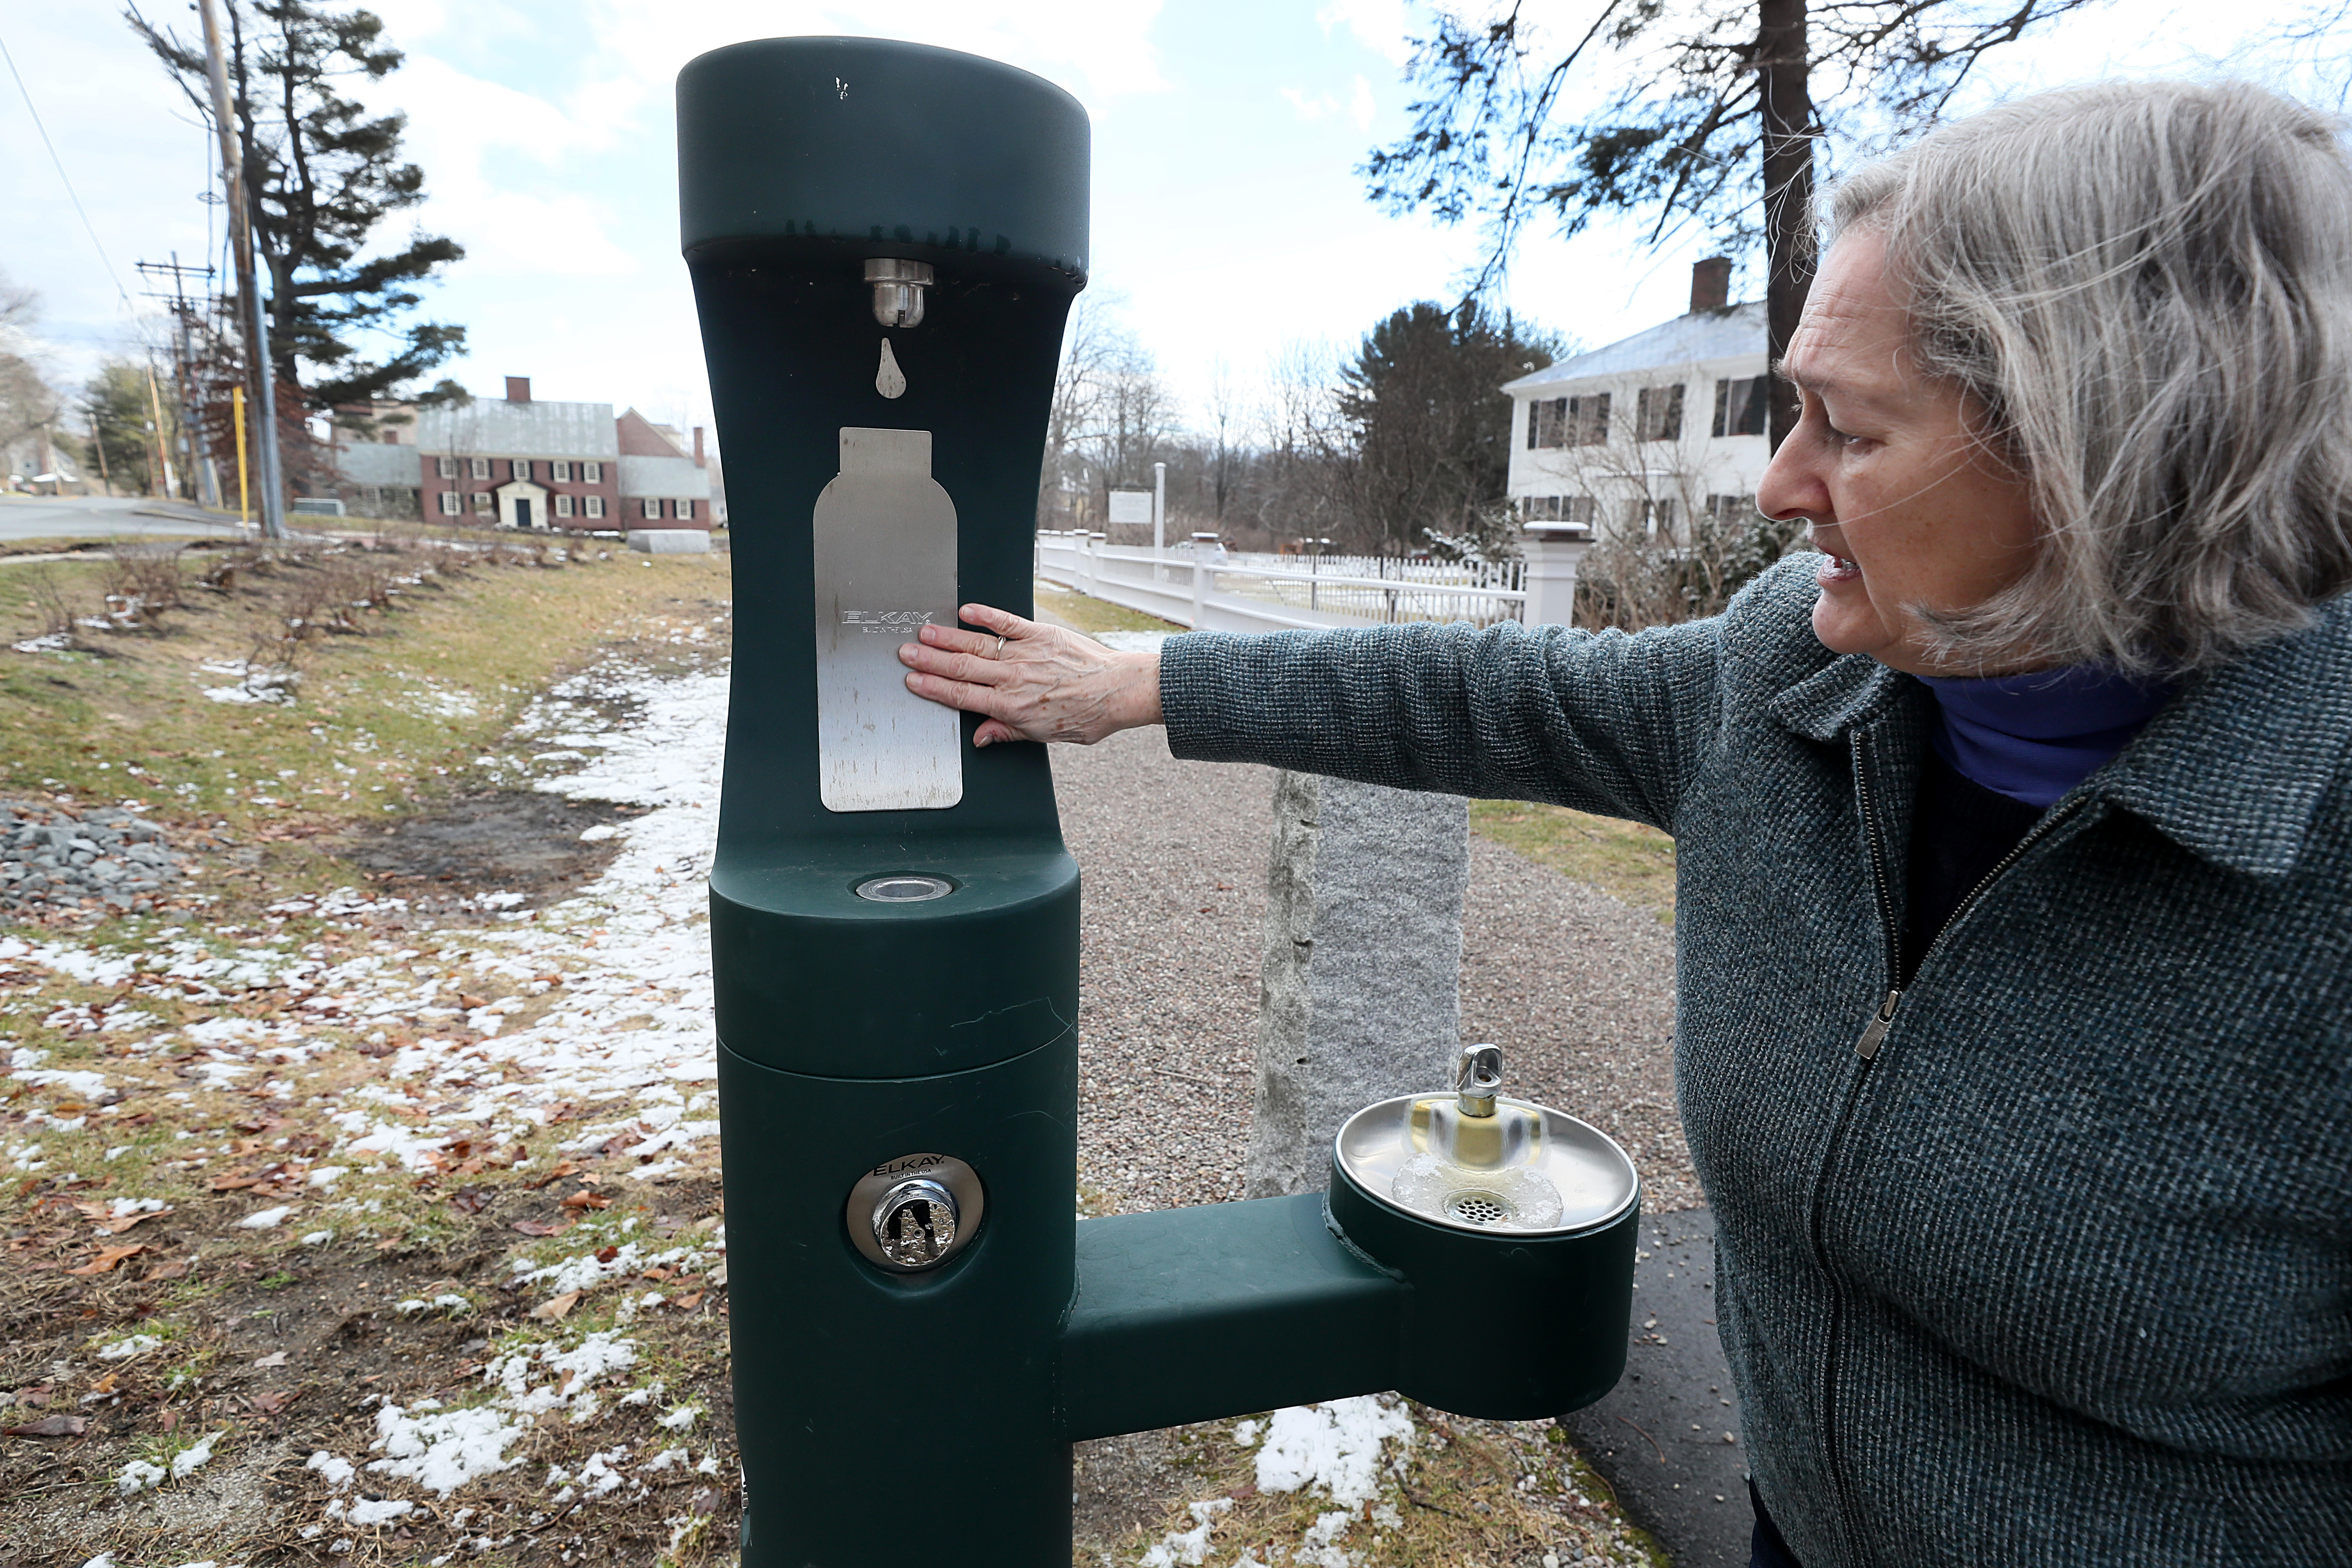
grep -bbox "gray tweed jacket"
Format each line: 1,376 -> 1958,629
1159,554 -> 2352,1567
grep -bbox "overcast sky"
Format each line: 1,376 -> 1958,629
2,0 -> 2334,452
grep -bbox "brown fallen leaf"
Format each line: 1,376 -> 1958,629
252,1350 -> 289,1369
459,993 -> 488,1010
4,1414 -> 87,1438
529,1291 -> 581,1322
528,1161 -> 582,1190
508,1219 -> 569,1237
208,1175 -> 262,1193
671,1292 -> 704,1311
247,1390 -> 288,1415
88,1373 -> 118,1396
594,1245 -> 620,1264
158,1408 -> 178,1434
66,1244 -> 147,1276
73,1202 -> 175,1235
140,1259 -> 190,1283
559,1190 -> 612,1212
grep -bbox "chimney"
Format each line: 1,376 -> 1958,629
505,376 -> 532,403
692,426 -> 706,467
1689,256 -> 1732,314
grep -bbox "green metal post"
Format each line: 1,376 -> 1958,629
682,38 -> 1637,1568
683,37 -> 1089,1565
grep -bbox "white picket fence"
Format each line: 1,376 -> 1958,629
1034,533 -> 1527,633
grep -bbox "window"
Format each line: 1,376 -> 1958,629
1527,395 -> 1610,448
641,497 -> 662,520
583,461 -> 603,483
676,499 -> 694,521
509,458 -> 530,481
584,495 -> 604,519
437,490 -> 461,516
1712,376 -> 1768,438
555,493 -> 574,518
1572,393 -> 1609,446
1521,496 -> 1596,524
1704,493 -> 1758,526
552,460 -> 571,482
468,456 -> 489,481
472,491 -> 493,514
436,455 -> 457,479
1636,384 -> 1684,443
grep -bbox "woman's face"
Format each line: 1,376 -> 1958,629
1756,231 -> 2044,677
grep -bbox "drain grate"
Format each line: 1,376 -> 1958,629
1443,1191 -> 1513,1227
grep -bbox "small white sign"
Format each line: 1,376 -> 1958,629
1106,490 -> 1154,524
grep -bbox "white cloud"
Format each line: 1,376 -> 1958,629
1350,74 -> 1375,132
355,55 -> 637,279
1281,86 -> 1341,122
1317,0 -> 1413,67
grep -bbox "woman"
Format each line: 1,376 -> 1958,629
903,81 -> 2352,1566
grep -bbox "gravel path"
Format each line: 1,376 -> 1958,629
1053,727 -> 1699,1217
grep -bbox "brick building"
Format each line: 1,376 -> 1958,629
333,377 -> 713,533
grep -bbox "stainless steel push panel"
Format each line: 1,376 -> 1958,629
812,427 -> 962,812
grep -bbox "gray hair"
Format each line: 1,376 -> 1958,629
1827,79 -> 2352,674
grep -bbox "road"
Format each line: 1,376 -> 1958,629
0,495 -> 254,544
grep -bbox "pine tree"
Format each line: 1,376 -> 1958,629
1338,300 -> 1559,554
129,0 -> 468,415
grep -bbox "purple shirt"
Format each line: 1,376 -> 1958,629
1914,665 -> 2180,809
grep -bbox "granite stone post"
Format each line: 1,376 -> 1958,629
1243,771 -> 1471,1200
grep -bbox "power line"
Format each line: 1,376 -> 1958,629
0,29 -> 135,311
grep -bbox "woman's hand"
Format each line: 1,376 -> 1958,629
899,603 -> 1164,747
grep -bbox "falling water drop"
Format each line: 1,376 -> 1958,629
876,339 -> 906,399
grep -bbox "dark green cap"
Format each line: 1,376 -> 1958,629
676,36 -> 1090,282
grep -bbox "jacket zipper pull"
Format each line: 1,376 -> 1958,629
1855,990 -> 1901,1060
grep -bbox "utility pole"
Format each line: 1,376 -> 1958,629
144,361 -> 178,499
196,0 -> 285,540
137,254 -> 223,508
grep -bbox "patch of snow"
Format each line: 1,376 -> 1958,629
307,1451 -> 357,1488
300,1229 -> 334,1246
116,1458 -> 168,1495
1139,1499 -> 1231,1568
171,1431 -> 222,1479
237,1205 -> 294,1230
347,1498 -> 416,1526
1254,1396 -> 1415,1510
97,1333 -> 164,1360
366,1403 -> 525,1494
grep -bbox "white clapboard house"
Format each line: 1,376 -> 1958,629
1503,258 -> 1770,539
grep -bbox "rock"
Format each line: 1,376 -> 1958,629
1242,772 -> 1471,1199
0,800 -> 191,921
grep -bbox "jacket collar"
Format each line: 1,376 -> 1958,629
2092,596 -> 2352,879
1764,594 -> 2352,880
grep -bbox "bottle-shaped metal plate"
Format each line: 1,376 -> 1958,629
812,427 -> 961,812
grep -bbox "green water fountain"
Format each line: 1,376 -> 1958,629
680,37 -> 1641,1565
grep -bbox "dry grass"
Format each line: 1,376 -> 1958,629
3,550 -> 1664,1568
1085,1407 -> 1669,1568
1034,577 -> 1187,636
1469,804 -> 1677,925
0,528 -> 731,917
